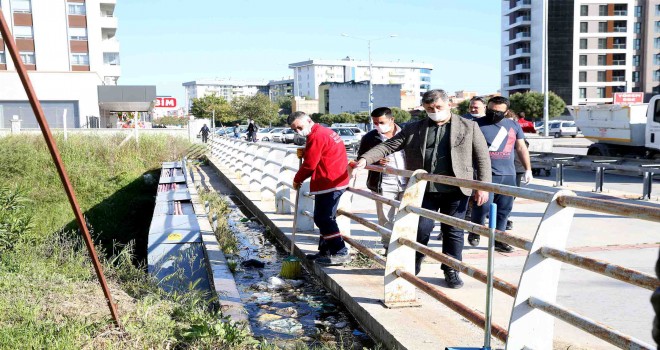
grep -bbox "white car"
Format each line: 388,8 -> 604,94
548,120 -> 579,138
259,127 -> 284,142
348,127 -> 365,139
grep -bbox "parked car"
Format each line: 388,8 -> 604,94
330,127 -> 360,152
279,129 -> 297,144
548,120 -> 579,138
258,127 -> 282,142
293,133 -> 306,146
348,127 -> 365,139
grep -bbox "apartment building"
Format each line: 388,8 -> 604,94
318,81 -> 403,114
501,0 -> 660,105
0,0 -> 121,128
267,78 -> 294,101
182,79 -> 269,112
288,57 -> 433,101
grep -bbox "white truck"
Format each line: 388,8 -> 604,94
568,95 -> 660,158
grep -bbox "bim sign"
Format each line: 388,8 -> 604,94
156,97 -> 177,108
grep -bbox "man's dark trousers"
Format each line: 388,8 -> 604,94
313,189 -> 346,255
417,191 -> 469,271
471,175 -> 516,232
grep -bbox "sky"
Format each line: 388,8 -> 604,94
116,0 -> 502,103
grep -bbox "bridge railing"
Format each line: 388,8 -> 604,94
208,136 -> 659,350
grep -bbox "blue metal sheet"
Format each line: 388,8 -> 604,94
149,214 -> 201,236
162,161 -> 183,168
159,176 -> 187,184
153,201 -> 195,216
155,191 -> 191,202
147,240 -> 211,293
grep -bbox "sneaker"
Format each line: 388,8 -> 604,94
506,220 -> 513,230
495,241 -> 514,253
316,248 -> 351,266
444,269 -> 464,289
467,233 -> 480,247
306,251 -> 328,261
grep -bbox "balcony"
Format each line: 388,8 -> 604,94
99,15 -> 118,28
101,64 -> 121,78
505,0 -> 531,15
614,10 -> 627,16
100,0 -> 117,4
613,27 -> 627,32
612,76 -> 625,82
612,60 -> 625,65
613,43 -> 627,49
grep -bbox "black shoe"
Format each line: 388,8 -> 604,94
506,220 -> 513,230
468,233 -> 480,247
414,256 -> 424,276
494,241 -> 514,253
306,251 -> 328,261
316,248 -> 351,266
444,269 -> 464,289
436,232 -> 443,241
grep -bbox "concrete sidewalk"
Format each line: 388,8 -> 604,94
207,154 -> 658,349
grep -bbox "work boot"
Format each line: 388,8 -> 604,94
444,269 -> 464,289
506,219 -> 513,230
306,251 -> 328,261
316,247 -> 351,266
495,241 -> 514,253
468,233 -> 480,247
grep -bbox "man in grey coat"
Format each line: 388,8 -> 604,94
352,89 -> 491,288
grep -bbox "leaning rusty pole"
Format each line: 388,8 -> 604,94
0,10 -> 122,328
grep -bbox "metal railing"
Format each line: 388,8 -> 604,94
208,136 -> 659,349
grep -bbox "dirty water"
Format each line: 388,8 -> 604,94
224,196 -> 377,349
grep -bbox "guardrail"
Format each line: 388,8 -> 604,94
209,136 -> 659,349
530,152 -> 660,200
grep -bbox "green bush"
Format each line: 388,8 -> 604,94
0,186 -> 32,252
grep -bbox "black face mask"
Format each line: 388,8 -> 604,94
485,109 -> 506,123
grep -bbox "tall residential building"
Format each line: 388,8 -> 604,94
267,78 -> 294,101
501,0 -> 660,105
182,79 -> 269,113
0,0 -> 122,128
288,57 -> 433,101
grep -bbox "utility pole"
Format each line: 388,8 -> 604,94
542,0 -> 549,137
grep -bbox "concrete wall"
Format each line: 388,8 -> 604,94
327,84 -> 401,114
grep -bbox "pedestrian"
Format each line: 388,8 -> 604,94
233,123 -> 240,139
504,110 -> 530,231
353,89 -> 491,288
289,111 -> 352,266
357,107 -> 407,249
247,119 -> 258,142
463,96 -> 487,120
467,96 -> 532,252
199,123 -> 210,143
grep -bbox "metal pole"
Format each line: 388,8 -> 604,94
368,39 -> 374,130
134,111 -> 138,143
0,9 -> 122,328
212,109 -> 215,141
543,0 -> 549,137
484,203 -> 497,349
62,108 -> 68,141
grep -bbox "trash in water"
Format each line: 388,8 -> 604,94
267,318 -> 303,335
241,259 -> 266,268
240,217 -> 250,222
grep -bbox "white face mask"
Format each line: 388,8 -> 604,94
428,110 -> 450,122
471,113 -> 484,118
374,123 -> 391,134
296,125 -> 312,137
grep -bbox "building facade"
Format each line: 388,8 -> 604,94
182,79 -> 269,113
0,0 -> 121,128
288,57 -> 432,102
318,81 -> 402,115
267,78 -> 293,101
501,0 -> 660,105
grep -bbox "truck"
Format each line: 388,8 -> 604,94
568,95 -> 660,158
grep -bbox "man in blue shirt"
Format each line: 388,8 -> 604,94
469,96 -> 532,252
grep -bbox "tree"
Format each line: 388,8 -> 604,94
274,95 -> 292,115
455,100 -> 470,116
509,91 -> 566,120
190,93 -> 234,125
390,108 -> 411,124
232,94 -> 280,126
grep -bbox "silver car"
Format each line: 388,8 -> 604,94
330,127 -> 360,152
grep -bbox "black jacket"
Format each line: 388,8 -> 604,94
357,129 -> 402,193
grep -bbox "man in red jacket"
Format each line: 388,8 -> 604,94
289,111 -> 351,266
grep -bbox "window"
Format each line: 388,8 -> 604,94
598,55 -> 606,65
580,5 -> 588,16
655,70 -> 660,82
0,52 -> 5,64
599,5 -> 608,16
636,5 -> 643,17
637,38 -> 643,49
633,55 -> 640,66
632,71 -> 640,82
71,53 -> 89,65
19,52 -> 35,65
580,38 -> 587,49
634,22 -> 642,33
613,37 -> 626,49
103,52 -> 120,65
579,71 -> 587,82
13,26 -> 33,39
597,71 -> 606,82
598,22 -> 607,33
656,21 -> 660,33
579,88 -> 586,98
11,0 -> 31,13
580,22 -> 588,33
67,2 -> 85,15
68,27 -> 87,41
597,87 -> 606,98
579,55 -> 587,66
656,5 -> 660,15
655,54 -> 660,65
598,38 -> 607,49
420,68 -> 431,74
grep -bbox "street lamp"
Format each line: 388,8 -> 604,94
341,33 -> 397,129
